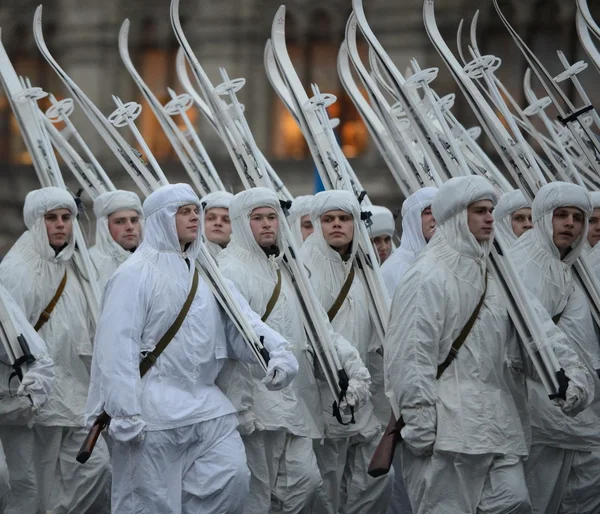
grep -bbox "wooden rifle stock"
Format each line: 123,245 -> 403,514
367,413 -> 405,478
76,411 -> 111,464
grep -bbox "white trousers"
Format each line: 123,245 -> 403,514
0,439 -> 10,512
0,425 -> 111,514
525,444 -> 600,514
111,413 -> 249,514
312,432 -> 394,514
402,447 -> 531,514
242,431 -> 321,514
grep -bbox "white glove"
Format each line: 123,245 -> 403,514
339,386 -> 358,411
559,384 -> 587,417
17,374 -> 46,410
262,367 -> 290,391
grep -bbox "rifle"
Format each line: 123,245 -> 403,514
367,414 -> 405,477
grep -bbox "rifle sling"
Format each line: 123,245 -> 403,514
261,269 -> 282,323
436,270 -> 489,379
328,267 -> 355,322
139,268 -> 199,377
34,271 -> 67,332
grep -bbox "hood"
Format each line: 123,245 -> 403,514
520,182 -> 592,267
201,190 -> 234,212
140,183 -> 202,260
429,176 -> 497,263
306,190 -> 361,265
399,187 -> 438,255
225,187 -> 285,262
494,190 -> 530,245
93,190 -> 144,262
288,194 -> 314,246
366,205 -> 395,239
23,187 -> 77,263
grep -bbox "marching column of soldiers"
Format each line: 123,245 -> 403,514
0,177 -> 599,514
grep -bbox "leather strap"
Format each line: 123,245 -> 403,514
328,267 -> 355,322
436,271 -> 488,379
552,311 -> 563,325
139,268 -> 199,377
261,269 -> 282,322
34,271 -> 68,332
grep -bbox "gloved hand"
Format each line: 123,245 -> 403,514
339,387 -> 357,412
262,367 -> 289,391
401,405 -> 437,457
559,384 -> 587,417
107,415 -> 147,443
17,374 -> 47,410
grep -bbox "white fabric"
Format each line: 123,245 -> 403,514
201,190 -> 234,259
288,195 -> 313,247
494,190 -> 530,245
584,191 -> 600,282
366,205 -> 395,238
511,181 -> 600,450
381,187 -> 437,297
0,187 -> 92,428
300,190 -> 392,514
242,431 -> 321,514
0,425 -> 111,514
111,413 -> 249,514
0,441 -> 9,513
86,183 -> 295,443
401,447 -> 530,514
385,176 -> 539,459
89,190 -> 143,290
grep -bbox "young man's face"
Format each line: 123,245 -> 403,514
249,207 -> 279,248
467,200 -> 494,243
588,208 -> 600,248
320,210 -> 354,254
108,209 -> 142,251
44,208 -> 73,249
175,204 -> 200,249
510,207 -> 532,238
552,206 -> 584,255
373,235 -> 392,264
204,207 -> 231,248
421,207 -> 436,242
300,214 -> 314,241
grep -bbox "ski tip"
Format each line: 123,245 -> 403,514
121,18 -> 131,34
274,5 -> 286,23
34,5 -> 43,24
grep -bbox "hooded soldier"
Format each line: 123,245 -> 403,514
367,205 -> 395,265
86,183 -> 297,514
201,190 -> 234,259
217,187 -> 371,514
89,190 -> 143,290
585,191 -> 600,282
288,194 -> 314,247
300,190 -> 394,514
381,187 -> 437,297
0,283 -> 54,512
511,182 -> 600,514
385,176 -> 591,514
0,186 -> 111,514
493,190 -> 532,246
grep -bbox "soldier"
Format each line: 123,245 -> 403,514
201,190 -> 234,259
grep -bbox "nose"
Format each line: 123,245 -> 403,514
565,215 -> 574,227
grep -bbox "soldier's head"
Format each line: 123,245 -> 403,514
201,191 -> 234,249
94,191 -> 143,253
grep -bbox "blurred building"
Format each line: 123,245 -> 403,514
0,0 -> 597,252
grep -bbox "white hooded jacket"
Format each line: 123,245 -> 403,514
218,187 -> 369,438
585,191 -> 600,282
0,187 -> 92,427
89,190 -> 144,290
300,190 -> 381,438
511,181 -> 600,449
381,187 -> 437,297
85,184 -> 296,442
288,194 -> 313,247
366,205 -> 395,239
201,190 -> 234,259
494,190 -> 530,246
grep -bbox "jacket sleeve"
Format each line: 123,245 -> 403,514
385,269 -> 445,450
92,269 -> 148,441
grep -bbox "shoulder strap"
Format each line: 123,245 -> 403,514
328,266 -> 356,322
139,268 -> 199,377
436,271 -> 488,379
34,271 -> 68,332
261,269 -> 282,322
552,311 -> 563,325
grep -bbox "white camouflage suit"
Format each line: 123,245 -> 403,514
511,182 -> 600,514
88,190 -> 144,291
86,183 -> 298,513
385,176 -> 592,514
0,187 -> 111,514
300,190 -> 394,514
